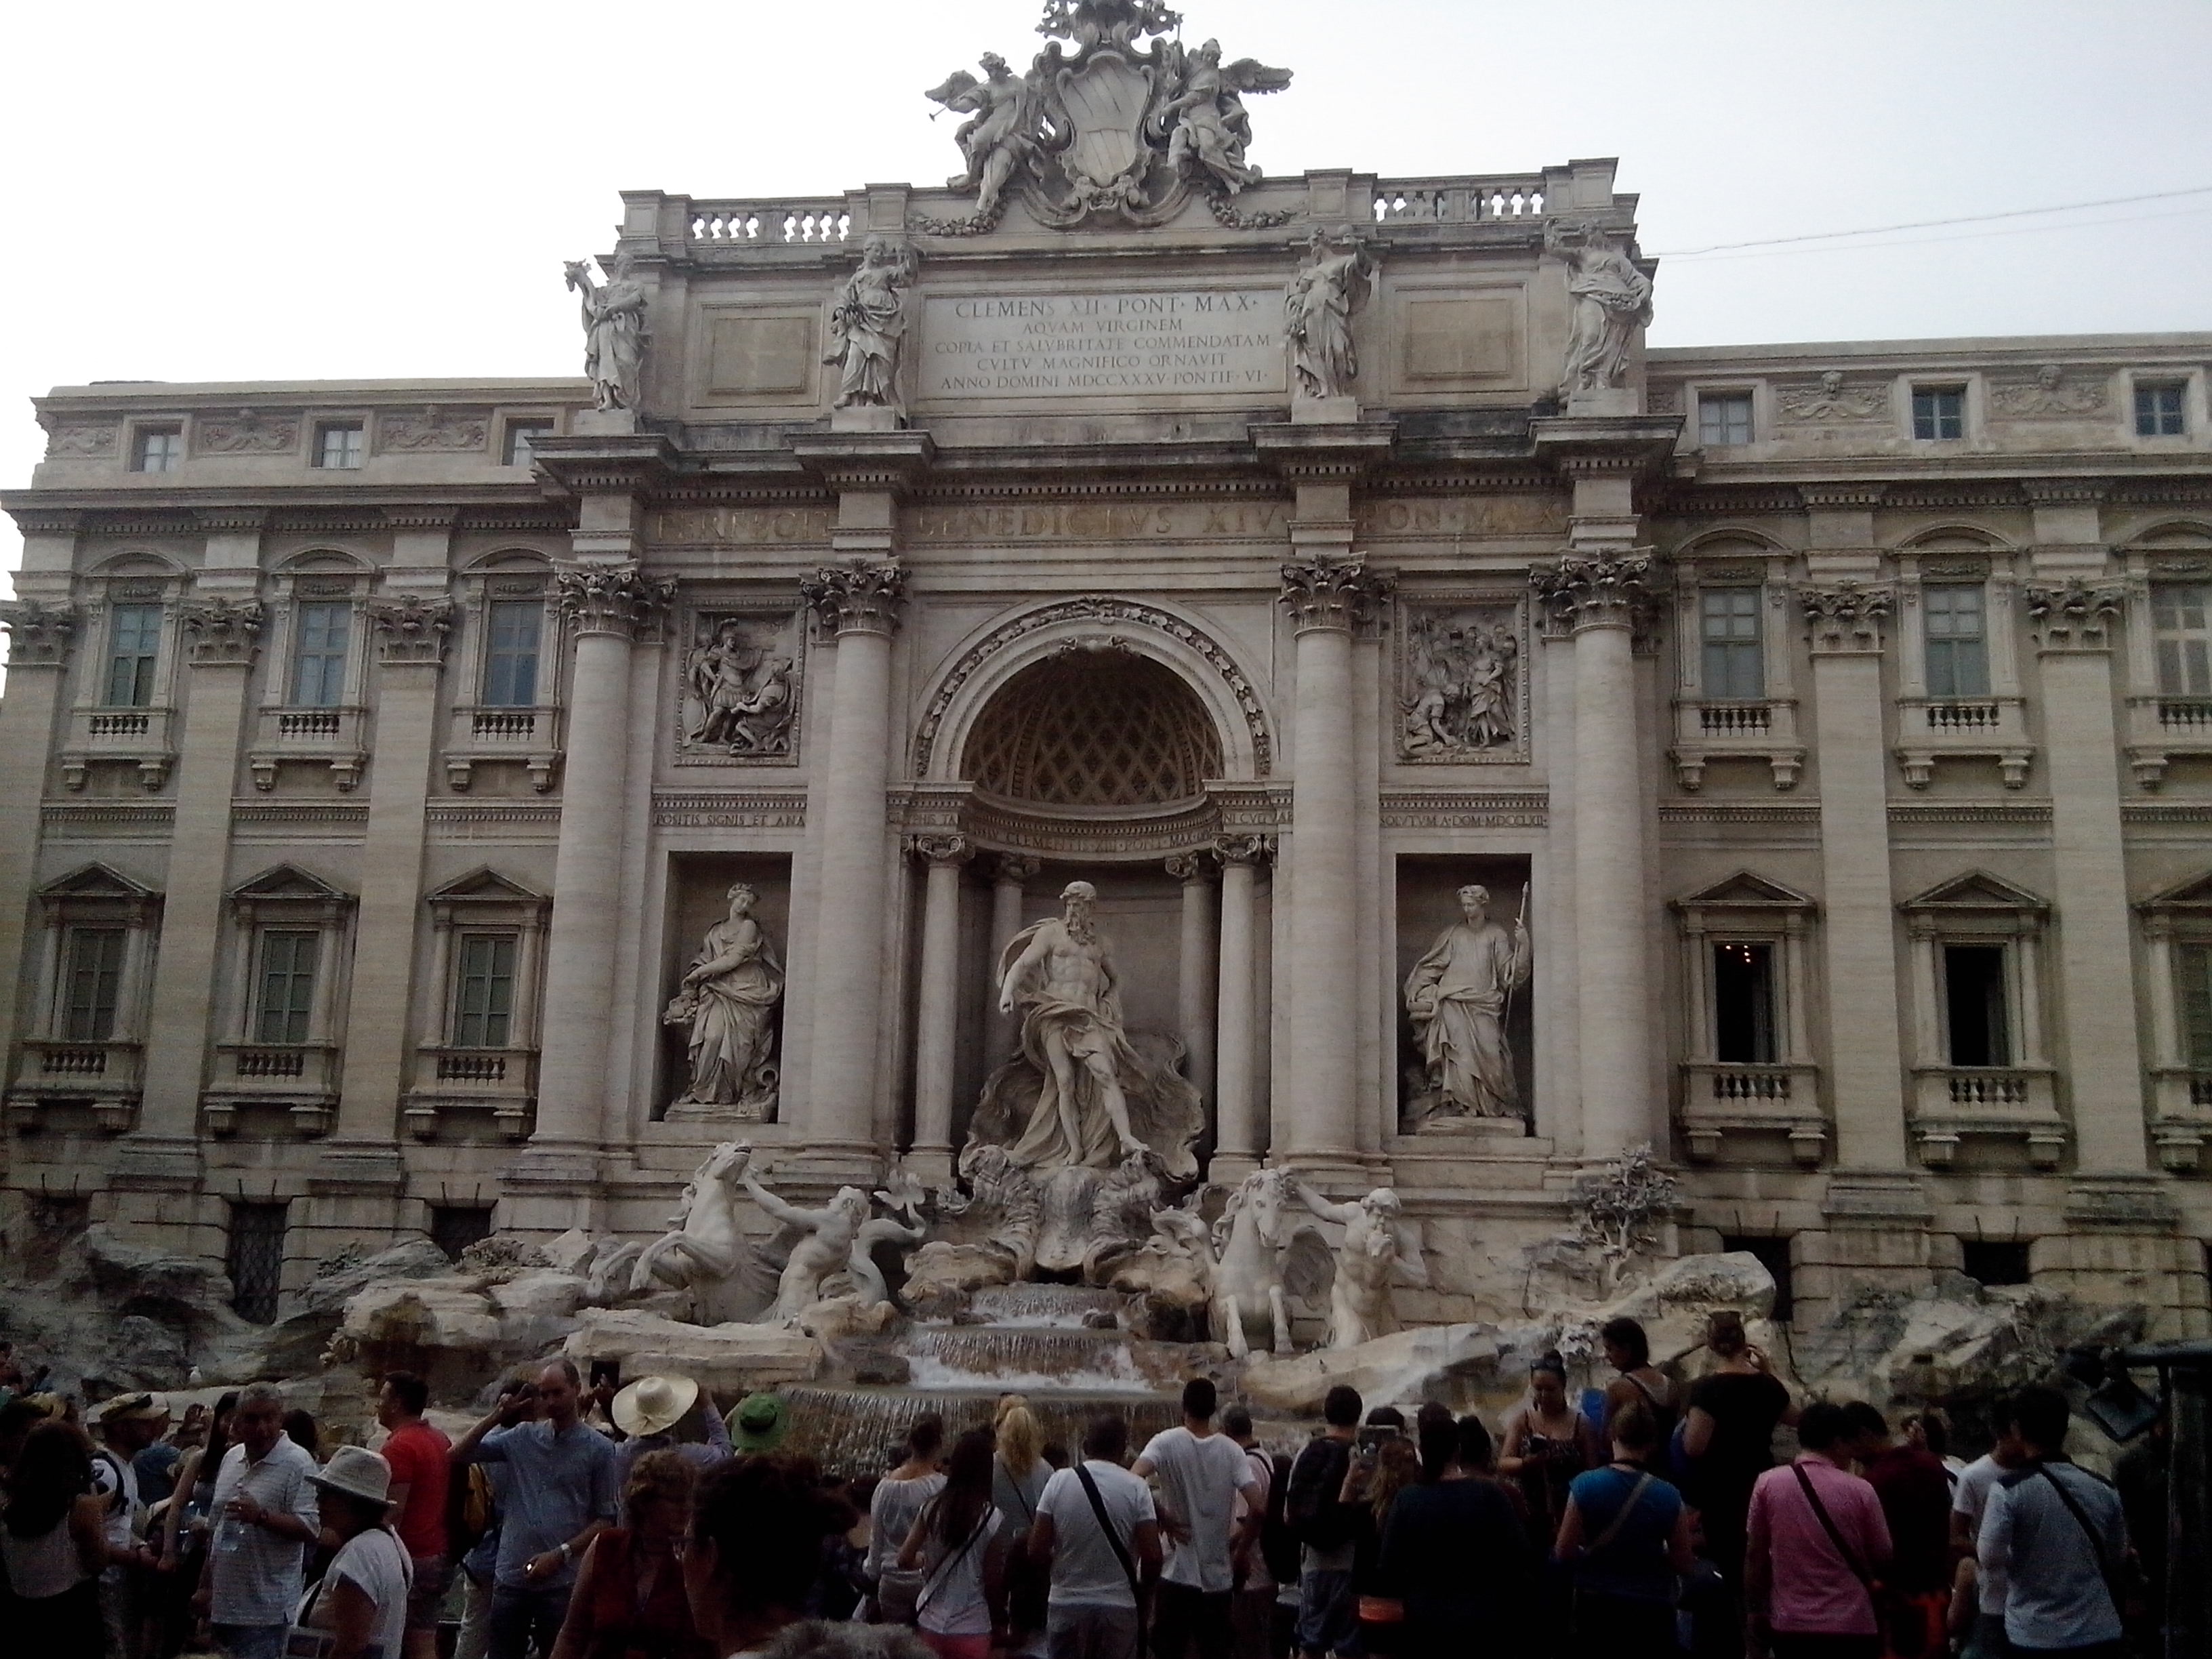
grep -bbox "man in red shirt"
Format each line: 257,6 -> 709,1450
1843,1401 -> 1953,1657
1745,1401 -> 1893,1659
377,1370 -> 452,1659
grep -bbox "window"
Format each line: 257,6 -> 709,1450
254,930 -> 319,1045
289,601 -> 350,707
482,600 -> 543,708
314,423 -> 365,470
226,1202 -> 287,1324
1700,588 -> 1764,699
1712,942 -> 1776,1064
2153,583 -> 2212,695
2135,383 -> 2186,437
1944,944 -> 2010,1066
1698,392 -> 1753,447
453,933 -> 518,1048
62,927 -> 127,1041
1719,1234 -> 1794,1321
430,1206 -> 494,1262
104,603 -> 163,707
1912,387 -> 1965,441
1960,1240 -> 2032,1287
132,427 -> 182,473
2179,943 -> 2212,1070
1923,583 -> 1990,698
504,420 -> 554,466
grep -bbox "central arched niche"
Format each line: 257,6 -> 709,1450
960,648 -> 1223,808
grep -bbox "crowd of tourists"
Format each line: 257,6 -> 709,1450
0,1310 -> 2163,1659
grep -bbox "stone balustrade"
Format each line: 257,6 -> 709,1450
689,201 -> 853,244
1372,174 -> 1548,224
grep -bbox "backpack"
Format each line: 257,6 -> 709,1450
1286,1437 -> 1355,1553
447,1462 -> 495,1563
1260,1452 -> 1302,1586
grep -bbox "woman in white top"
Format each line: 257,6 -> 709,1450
300,1447 -> 412,1659
867,1416 -> 947,1607
898,1429 -> 1005,1659
1,1421 -> 112,1659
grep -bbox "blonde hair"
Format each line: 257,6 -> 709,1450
996,1404 -> 1044,1473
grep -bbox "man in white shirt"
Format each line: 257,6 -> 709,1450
1133,1379 -> 1264,1659
1031,1414 -> 1164,1659
1952,1389 -> 2028,1659
195,1383 -> 323,1659
1978,1386 -> 2129,1658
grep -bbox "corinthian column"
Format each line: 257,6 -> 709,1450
906,832 -> 970,1185
1279,556 -> 1391,1169
1531,553 -> 1654,1159
799,559 -> 907,1164
987,855 -> 1040,1060
520,566 -> 668,1174
1210,834 -> 1272,1179
1166,851 -> 1218,1116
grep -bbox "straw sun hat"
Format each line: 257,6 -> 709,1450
310,1445 -> 395,1509
612,1374 -> 699,1438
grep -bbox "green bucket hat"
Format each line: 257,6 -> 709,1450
726,1391 -> 790,1452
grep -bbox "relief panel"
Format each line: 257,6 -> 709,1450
673,607 -> 804,766
1394,594 -> 1529,765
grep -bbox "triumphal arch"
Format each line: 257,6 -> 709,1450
3,0 -> 2209,1343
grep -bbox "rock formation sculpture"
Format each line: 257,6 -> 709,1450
664,884 -> 785,1120
564,254 -> 647,412
1404,884 -> 1532,1125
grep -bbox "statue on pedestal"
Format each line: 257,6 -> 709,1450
1294,1184 -> 1429,1349
663,884 -> 783,1121
1285,227 -> 1374,401
1545,220 -> 1654,401
1404,884 -> 1530,1126
823,238 -> 919,412
564,253 -> 648,412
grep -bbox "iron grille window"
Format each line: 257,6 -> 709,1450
2135,384 -> 2186,437
1912,387 -> 1965,440
255,930 -> 320,1045
1700,588 -> 1764,699
314,423 -> 365,470
2179,943 -> 2212,1071
430,1206 -> 494,1262
1923,583 -> 1990,698
289,602 -> 350,707
62,927 -> 127,1041
482,600 -> 543,708
2153,584 -> 2212,695
1713,942 -> 1777,1064
226,1202 -> 287,1324
1719,1235 -> 1794,1321
504,421 -> 554,466
105,603 -> 163,708
1961,1240 -> 2032,1286
1944,945 -> 2010,1067
1698,392 -> 1753,447
132,427 -> 183,473
453,933 -> 518,1048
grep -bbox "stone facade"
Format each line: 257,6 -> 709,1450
5,118 -> 2211,1340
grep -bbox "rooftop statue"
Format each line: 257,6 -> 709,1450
563,253 -> 647,412
823,237 -> 920,412
1286,226 -> 1375,401
1546,220 -> 1654,401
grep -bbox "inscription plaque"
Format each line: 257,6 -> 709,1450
920,289 -> 1284,401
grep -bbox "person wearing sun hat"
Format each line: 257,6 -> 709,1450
302,1445 -> 413,1659
610,1376 -> 731,1517
725,1393 -> 790,1455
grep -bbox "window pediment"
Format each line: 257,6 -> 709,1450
40,861 -> 159,903
1676,871 -> 1816,910
1902,869 -> 2047,914
230,864 -> 352,905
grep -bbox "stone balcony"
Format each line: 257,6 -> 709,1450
1909,1064 -> 2066,1167
1668,697 -> 1805,790
403,1046 -> 537,1141
60,706 -> 176,791
444,704 -> 563,792
2124,694 -> 2212,789
2148,1067 -> 2212,1170
202,1042 -> 342,1137
248,705 -> 369,792
7,1038 -> 144,1132
1895,695 -> 2032,789
1677,1061 -> 1826,1164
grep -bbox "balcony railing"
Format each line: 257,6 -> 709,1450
249,706 -> 367,790
62,706 -> 176,790
407,1046 -> 538,1141
1924,701 -> 2003,732
1910,1065 -> 2062,1167
1896,695 -> 2030,788
445,705 -> 564,792
1372,176 -> 1548,224
1677,1061 -> 1825,1164
2158,699 -> 2212,731
1669,697 -> 1803,791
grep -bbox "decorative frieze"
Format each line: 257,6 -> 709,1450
179,598 -> 264,666
0,600 -> 79,666
554,565 -> 675,639
45,423 -> 118,457
377,408 -> 491,453
1378,789 -> 1547,830
195,411 -> 300,453
1774,373 -> 1887,425
2024,578 -> 2125,651
1280,556 -> 1391,634
1988,367 -> 2106,419
800,558 -> 907,637
1799,581 -> 1891,653
651,790 -> 808,830
368,596 -> 455,665
1528,552 -> 1653,634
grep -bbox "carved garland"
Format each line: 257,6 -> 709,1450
914,596 -> 1273,779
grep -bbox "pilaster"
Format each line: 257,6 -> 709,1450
0,598 -> 77,1114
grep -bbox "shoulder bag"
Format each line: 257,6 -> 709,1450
2034,1465 -> 2144,1626
1075,1463 -> 1143,1605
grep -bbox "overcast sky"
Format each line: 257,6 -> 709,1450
5,0 -> 2211,605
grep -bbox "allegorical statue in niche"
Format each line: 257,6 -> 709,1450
1285,226 -> 1374,401
1155,38 -> 1292,196
1401,610 -> 1518,758
687,621 -> 796,756
970,880 -> 1204,1179
563,253 -> 648,412
663,883 -> 784,1120
1404,884 -> 1531,1124
1545,220 -> 1654,400
1294,1184 -> 1430,1349
823,238 -> 920,411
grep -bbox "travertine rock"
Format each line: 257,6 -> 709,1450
562,1307 -> 822,1391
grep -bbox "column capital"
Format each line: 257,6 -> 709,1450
0,599 -> 78,667
178,597 -> 264,666
554,562 -> 674,640
1165,850 -> 1218,884
802,558 -> 908,637
990,853 -> 1042,886
905,832 -> 972,867
2025,578 -> 2125,653
1279,555 -> 1391,633
1529,551 -> 1655,635
1212,833 -> 1276,866
367,595 -> 455,665
1798,579 -> 1893,654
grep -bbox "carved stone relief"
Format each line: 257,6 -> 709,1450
1395,596 -> 1528,764
1775,371 -> 1887,425
45,423 -> 118,457
378,408 -> 491,453
196,411 -> 301,454
674,609 -> 804,765
1988,365 -> 2107,418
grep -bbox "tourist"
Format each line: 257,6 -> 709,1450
1134,1378 -> 1264,1659
1374,1407 -> 1540,1659
452,1359 -> 621,1659
1744,1401 -> 1891,1659
298,1446 -> 412,1659
374,1372 -> 451,1659
154,1392 -> 241,1659
1596,1317 -> 1679,1455
135,1401 -> 197,1507
1551,1401 -> 1693,1658
549,1450 -> 708,1659
1900,1412 -> 1965,1479
868,1417 -> 947,1623
1029,1413 -> 1162,1659
453,1375 -> 536,1659
94,1391 -> 169,1659
1497,1354 -> 1598,1553
1219,1408 -> 1273,1659
726,1394 -> 790,1456
1976,1386 -> 2128,1659
1843,1402 -> 1952,1659
284,1410 -> 323,1462
898,1427 -> 1006,1659
1336,1409 -> 1416,1656
991,1401 -> 1052,1658
197,1383 -> 323,1659
1679,1312 -> 1795,1587
1949,1391 -> 2025,1659
1286,1387 -> 1361,1659
2,1420 -> 114,1659
0,1392 -> 58,1477
611,1377 -> 731,1510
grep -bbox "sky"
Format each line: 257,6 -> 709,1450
3,0 -> 2211,607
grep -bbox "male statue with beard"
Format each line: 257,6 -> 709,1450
997,880 -> 1150,1169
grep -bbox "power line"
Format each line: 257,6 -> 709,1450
1662,201 -> 2212,264
1649,184 -> 2212,258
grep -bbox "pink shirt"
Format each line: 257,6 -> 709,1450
1746,1453 -> 1893,1636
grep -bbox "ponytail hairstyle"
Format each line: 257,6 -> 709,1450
1706,1312 -> 1749,1359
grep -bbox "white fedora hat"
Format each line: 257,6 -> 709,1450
612,1374 -> 699,1438
310,1445 -> 394,1509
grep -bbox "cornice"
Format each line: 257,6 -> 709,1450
787,430 -> 937,493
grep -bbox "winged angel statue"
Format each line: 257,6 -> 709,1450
924,1 -> 1291,229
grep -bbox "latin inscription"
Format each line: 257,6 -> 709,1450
920,289 -> 1285,401
651,506 -> 835,545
